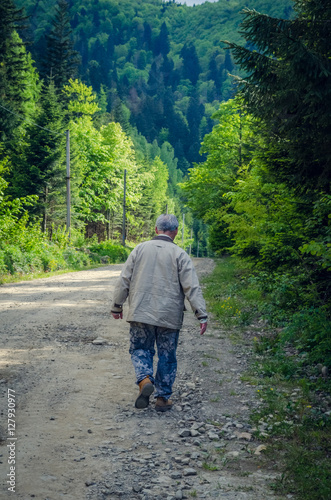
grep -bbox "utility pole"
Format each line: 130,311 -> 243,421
239,108 -> 242,168
122,169 -> 127,246
66,130 -> 71,238
189,227 -> 193,256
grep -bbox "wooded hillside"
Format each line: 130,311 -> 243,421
16,0 -> 293,171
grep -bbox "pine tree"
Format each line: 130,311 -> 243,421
161,55 -> 174,87
0,0 -> 28,140
186,89 -> 205,164
43,0 -> 80,90
223,50 -> 234,73
10,80 -> 65,232
180,43 -> 201,85
225,1 -> 331,192
154,22 -> 170,56
143,22 -> 153,51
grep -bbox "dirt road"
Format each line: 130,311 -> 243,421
0,260 -> 281,500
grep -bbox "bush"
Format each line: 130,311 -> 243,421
3,246 -> 30,274
63,248 -> 91,268
281,308 -> 331,366
88,240 -> 131,263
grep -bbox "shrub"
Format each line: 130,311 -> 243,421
63,248 -> 91,268
281,308 -> 331,366
88,240 -> 131,263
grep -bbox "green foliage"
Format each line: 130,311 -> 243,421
88,240 -> 131,263
203,257 -> 259,328
275,441 -> 331,500
225,1 -> 331,192
180,98 -> 257,252
43,0 -> 80,89
0,20 -> 34,140
63,78 -> 100,117
0,153 -> 131,281
7,79 -> 66,231
204,257 -> 331,500
16,0 -> 292,170
282,309 -> 331,366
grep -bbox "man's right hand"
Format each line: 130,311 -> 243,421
200,322 -> 207,335
112,312 -> 123,319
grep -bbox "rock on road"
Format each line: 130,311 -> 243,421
0,260 -> 281,500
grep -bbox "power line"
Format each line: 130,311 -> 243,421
0,103 -> 64,137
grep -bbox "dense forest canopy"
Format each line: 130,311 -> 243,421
15,0 -> 293,172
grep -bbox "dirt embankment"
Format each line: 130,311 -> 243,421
0,260 -> 282,500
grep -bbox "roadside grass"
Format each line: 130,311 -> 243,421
0,237 -> 132,285
0,262 -> 110,285
203,257 -> 262,328
203,257 -> 331,500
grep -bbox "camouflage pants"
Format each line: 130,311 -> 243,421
129,322 -> 180,400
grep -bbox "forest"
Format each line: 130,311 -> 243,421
0,0 -> 330,496
0,0 -> 293,270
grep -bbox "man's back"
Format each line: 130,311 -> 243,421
112,236 -> 207,329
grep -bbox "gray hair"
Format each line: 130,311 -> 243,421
155,214 -> 179,232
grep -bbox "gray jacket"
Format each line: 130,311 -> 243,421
111,235 -> 208,330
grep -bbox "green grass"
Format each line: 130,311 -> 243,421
0,239 -> 131,285
202,462 -> 219,471
210,396 -> 220,402
203,257 -> 331,500
203,257 -> 262,328
203,353 -> 220,361
0,261 -> 110,285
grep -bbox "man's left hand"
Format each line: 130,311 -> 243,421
112,312 -> 123,319
200,322 -> 207,335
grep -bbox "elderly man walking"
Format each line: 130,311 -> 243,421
111,214 -> 208,412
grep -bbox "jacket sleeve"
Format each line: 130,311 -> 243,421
110,248 -> 136,313
178,252 -> 208,322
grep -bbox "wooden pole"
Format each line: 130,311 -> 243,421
66,130 -> 71,238
122,169 -> 127,246
182,213 -> 185,244
189,227 -> 193,256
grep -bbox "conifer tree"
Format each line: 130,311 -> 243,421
11,80 -> 65,232
154,22 -> 170,56
180,43 -> 201,85
143,22 -> 153,51
43,0 -> 80,90
225,1 -> 331,192
0,0 -> 28,140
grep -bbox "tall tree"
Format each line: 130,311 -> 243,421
10,80 -> 65,232
186,89 -> 205,164
43,0 -> 80,90
180,43 -> 201,85
154,22 -> 170,56
181,99 -> 256,251
225,1 -> 331,192
0,0 -> 28,140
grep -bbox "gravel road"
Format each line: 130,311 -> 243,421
0,259 -> 282,500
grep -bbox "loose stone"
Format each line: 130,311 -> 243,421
208,431 -> 220,440
183,468 -> 197,476
178,429 -> 191,438
190,429 -> 200,437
